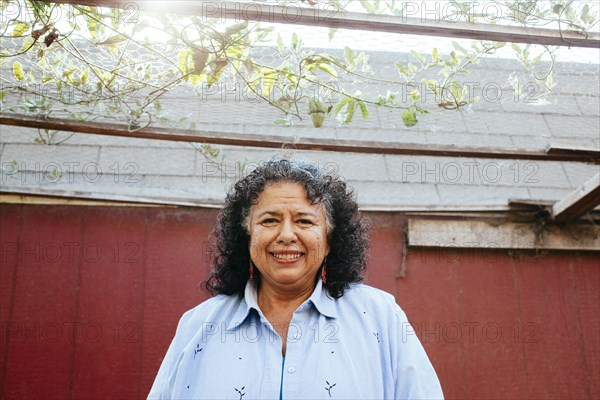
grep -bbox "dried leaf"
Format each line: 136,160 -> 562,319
31,23 -> 54,40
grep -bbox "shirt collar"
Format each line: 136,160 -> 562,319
225,279 -> 337,331
307,279 -> 338,319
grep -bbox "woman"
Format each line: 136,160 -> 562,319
149,158 -> 443,399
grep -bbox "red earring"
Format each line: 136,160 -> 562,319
321,257 -> 327,284
249,261 -> 254,281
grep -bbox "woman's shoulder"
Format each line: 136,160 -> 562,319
333,284 -> 409,334
339,283 -> 401,312
344,283 -> 397,301
177,293 -> 242,331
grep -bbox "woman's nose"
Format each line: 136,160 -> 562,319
277,220 -> 297,243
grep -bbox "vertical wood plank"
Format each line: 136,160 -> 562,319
139,208 -> 215,397
70,207 -> 146,399
2,206 -> 82,399
457,251 -> 528,398
0,204 -> 22,393
397,248 -> 463,399
516,253 -> 589,399
363,213 -> 404,295
573,254 -> 600,399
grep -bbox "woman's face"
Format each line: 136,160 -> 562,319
248,181 -> 330,293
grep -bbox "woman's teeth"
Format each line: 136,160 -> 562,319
273,253 -> 302,260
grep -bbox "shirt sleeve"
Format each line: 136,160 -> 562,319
392,304 -> 445,400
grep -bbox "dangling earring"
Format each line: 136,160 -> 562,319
249,261 -> 254,281
321,257 -> 328,284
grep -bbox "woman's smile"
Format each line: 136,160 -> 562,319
270,251 -> 304,263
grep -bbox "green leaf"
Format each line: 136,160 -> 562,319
552,4 -> 563,14
274,118 -> 292,127
402,108 -> 418,127
394,62 -> 410,76
423,79 -> 438,94
344,46 -> 355,64
360,0 -> 378,13
328,28 -> 337,41
292,32 -> 299,50
19,37 -> 34,53
178,49 -> 193,75
87,18 -> 98,41
333,97 -> 350,115
450,51 -> 460,64
410,89 -> 420,103
261,69 -> 277,97
317,63 -> 337,77
277,33 -> 284,52
224,21 -> 248,37
13,61 -> 24,81
81,68 -> 89,85
581,4 -> 593,24
448,81 -> 463,103
343,99 -> 355,124
98,34 -> 127,45
432,48 -> 440,62
358,101 -> 369,119
452,41 -> 468,55
13,22 -> 29,37
411,50 -> 426,64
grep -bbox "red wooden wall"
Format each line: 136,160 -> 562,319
1,204 -> 598,399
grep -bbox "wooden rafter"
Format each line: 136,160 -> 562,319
2,113 -> 600,163
408,219 -> 600,251
552,173 -> 600,222
49,0 -> 600,48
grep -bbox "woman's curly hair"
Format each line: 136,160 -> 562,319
205,158 -> 369,298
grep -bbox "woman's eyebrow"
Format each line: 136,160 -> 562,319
256,211 -> 280,218
256,211 -> 317,218
296,211 -> 317,217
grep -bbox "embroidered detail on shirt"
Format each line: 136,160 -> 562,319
235,386 -> 246,400
325,381 -> 336,398
194,344 -> 203,359
373,332 -> 380,343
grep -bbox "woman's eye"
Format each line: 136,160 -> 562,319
297,219 -> 313,225
261,218 -> 278,225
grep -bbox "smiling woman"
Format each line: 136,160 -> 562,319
148,158 -> 443,399
248,182 -> 330,291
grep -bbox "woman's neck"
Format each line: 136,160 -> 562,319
257,282 -> 316,357
257,282 -> 314,315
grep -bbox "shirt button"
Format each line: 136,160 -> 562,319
287,367 -> 296,374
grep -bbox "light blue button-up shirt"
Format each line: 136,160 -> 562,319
148,280 -> 444,399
